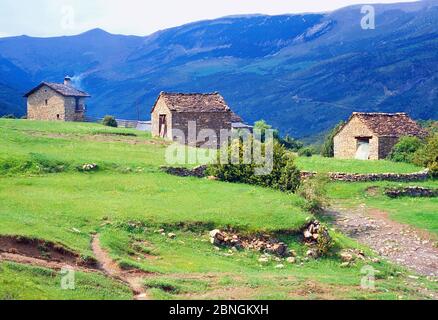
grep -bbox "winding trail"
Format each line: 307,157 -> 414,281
327,205 -> 438,279
91,234 -> 152,300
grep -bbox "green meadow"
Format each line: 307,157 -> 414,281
0,119 -> 436,300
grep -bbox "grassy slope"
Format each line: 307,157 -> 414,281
296,155 -> 423,174
0,119 -> 436,300
328,180 -> 438,236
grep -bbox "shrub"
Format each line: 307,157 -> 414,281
207,138 -> 301,192
279,135 -> 304,152
102,115 -> 118,127
297,174 -> 330,214
315,225 -> 334,256
298,147 -> 314,157
413,134 -> 438,177
321,121 -> 345,158
389,136 -> 424,163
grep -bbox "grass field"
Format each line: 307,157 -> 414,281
296,155 -> 423,174
0,119 -> 436,300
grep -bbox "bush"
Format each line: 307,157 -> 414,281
321,121 -> 345,158
388,136 -> 424,163
207,138 -> 301,192
279,135 -> 304,152
413,134 -> 438,177
298,147 -> 314,157
297,174 -> 330,214
102,115 -> 118,127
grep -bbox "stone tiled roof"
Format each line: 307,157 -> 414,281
155,92 -> 231,113
24,82 -> 90,98
354,112 -> 428,137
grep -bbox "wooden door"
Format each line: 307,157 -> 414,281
159,115 -> 167,138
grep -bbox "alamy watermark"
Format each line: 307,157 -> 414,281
361,5 -> 376,30
60,266 -> 75,290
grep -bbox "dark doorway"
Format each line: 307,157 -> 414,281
159,115 -> 167,138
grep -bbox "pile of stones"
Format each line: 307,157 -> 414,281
209,230 -> 291,257
160,165 -> 208,178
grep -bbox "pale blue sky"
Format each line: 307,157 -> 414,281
0,0 -> 419,37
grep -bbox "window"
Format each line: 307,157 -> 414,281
45,99 -> 48,106
56,114 -> 60,120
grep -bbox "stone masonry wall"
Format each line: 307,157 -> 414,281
301,170 -> 430,182
151,97 -> 173,139
27,85 -> 85,121
172,111 -> 232,148
27,86 -> 66,121
378,136 -> 401,159
334,116 -> 378,160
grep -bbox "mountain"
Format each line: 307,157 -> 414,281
0,0 -> 437,138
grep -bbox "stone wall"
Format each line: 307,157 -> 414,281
172,111 -> 232,148
160,165 -> 208,178
334,116 -> 378,160
378,136 -> 400,159
385,186 -> 438,198
27,86 -> 66,121
27,85 -> 85,121
301,169 -> 430,182
151,96 -> 233,148
151,97 -> 173,139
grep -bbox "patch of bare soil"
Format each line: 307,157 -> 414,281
91,235 -> 153,300
0,235 -> 97,269
327,205 -> 438,280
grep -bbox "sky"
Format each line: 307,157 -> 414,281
0,0 -> 420,37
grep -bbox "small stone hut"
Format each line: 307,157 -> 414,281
334,112 -> 428,160
151,92 -> 244,147
24,77 -> 90,121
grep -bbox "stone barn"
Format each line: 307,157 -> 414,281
24,77 -> 90,122
151,92 -> 244,147
334,112 -> 427,160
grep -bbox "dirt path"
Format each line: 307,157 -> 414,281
327,205 -> 438,279
91,235 -> 152,300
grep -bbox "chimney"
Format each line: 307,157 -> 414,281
64,76 -> 72,86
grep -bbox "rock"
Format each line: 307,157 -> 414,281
306,249 -> 318,258
340,252 -> 354,263
209,229 -> 221,238
340,262 -> 351,268
168,233 -> 176,239
275,264 -> 285,269
207,176 -> 218,181
286,257 -> 296,264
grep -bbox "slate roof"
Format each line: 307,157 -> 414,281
24,82 -> 91,98
353,112 -> 428,137
153,92 -> 231,113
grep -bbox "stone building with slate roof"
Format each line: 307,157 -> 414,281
24,77 -> 90,122
334,112 -> 428,160
151,92 -> 244,147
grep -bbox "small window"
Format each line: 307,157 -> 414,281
45,99 -> 48,105
56,114 -> 60,120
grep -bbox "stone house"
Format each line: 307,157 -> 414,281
334,112 -> 428,160
151,92 -> 245,147
24,77 -> 90,121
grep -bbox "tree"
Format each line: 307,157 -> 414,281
388,136 -> 424,163
321,121 -> 345,158
253,120 -> 279,142
413,134 -> 438,177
